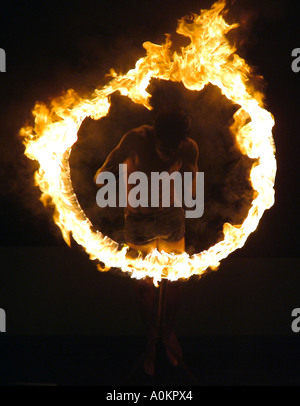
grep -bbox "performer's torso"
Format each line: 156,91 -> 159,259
124,125 -> 183,213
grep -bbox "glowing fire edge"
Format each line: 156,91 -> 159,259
21,1 -> 276,286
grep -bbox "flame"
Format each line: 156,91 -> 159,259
20,0 -> 276,286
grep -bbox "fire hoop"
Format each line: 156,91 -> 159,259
20,0 -> 276,285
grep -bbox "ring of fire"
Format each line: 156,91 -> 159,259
20,0 -> 276,285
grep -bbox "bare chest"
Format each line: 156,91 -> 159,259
126,147 -> 182,175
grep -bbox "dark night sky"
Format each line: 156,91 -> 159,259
0,0 -> 299,254
0,0 -> 300,338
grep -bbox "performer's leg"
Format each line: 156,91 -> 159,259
128,240 -> 158,376
157,237 -> 185,366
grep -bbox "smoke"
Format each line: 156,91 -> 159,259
69,78 -> 254,254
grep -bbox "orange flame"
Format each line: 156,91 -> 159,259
20,0 -> 276,286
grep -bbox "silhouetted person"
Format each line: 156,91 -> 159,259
95,110 -> 199,376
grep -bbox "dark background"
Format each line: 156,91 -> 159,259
0,0 -> 300,386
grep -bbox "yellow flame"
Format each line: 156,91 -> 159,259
20,0 -> 276,286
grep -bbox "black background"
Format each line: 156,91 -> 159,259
1,0 -> 300,386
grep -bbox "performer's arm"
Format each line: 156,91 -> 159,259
94,130 -> 136,185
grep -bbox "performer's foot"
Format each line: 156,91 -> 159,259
143,337 -> 157,376
162,330 -> 183,367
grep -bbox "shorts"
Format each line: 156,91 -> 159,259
124,206 -> 185,246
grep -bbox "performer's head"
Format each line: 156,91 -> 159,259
153,110 -> 191,158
